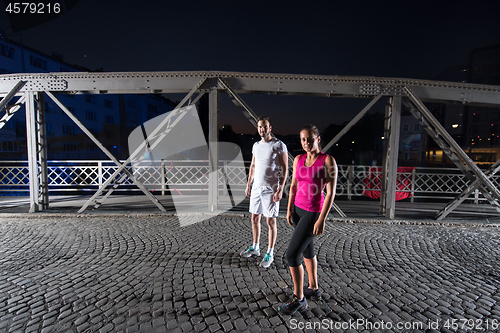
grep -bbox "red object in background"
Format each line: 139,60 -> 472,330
363,166 -> 415,200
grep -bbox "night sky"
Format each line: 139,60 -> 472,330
1,0 -> 499,134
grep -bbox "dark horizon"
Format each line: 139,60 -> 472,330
1,0 -> 499,141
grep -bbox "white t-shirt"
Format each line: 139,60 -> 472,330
252,137 -> 288,188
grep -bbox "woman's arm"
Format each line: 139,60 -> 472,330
286,155 -> 299,226
313,155 -> 338,235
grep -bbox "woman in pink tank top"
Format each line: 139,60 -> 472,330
278,124 -> 338,315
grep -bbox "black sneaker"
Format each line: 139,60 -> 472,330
303,284 -> 322,300
278,295 -> 308,315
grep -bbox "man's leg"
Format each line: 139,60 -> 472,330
266,217 -> 277,252
252,213 -> 261,246
260,217 -> 277,268
240,214 -> 262,257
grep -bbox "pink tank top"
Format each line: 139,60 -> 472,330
294,152 -> 328,212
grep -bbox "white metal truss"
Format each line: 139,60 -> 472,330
0,81 -> 26,130
1,71 -> 499,106
35,92 -> 49,210
219,78 -> 347,217
435,160 -> 500,220
74,79 -> 207,213
1,71 -> 500,218
380,96 -> 402,219
402,87 -> 500,218
46,91 -> 167,212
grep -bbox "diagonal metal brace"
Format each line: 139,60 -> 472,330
322,94 -> 383,153
76,78 -> 207,213
0,81 -> 26,130
404,87 -> 500,218
404,99 -> 500,217
219,78 -> 346,217
435,159 -> 500,220
0,81 -> 26,112
46,91 -> 166,213
404,86 -> 500,201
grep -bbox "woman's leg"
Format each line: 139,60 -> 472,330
286,206 -> 316,299
290,265 -> 304,299
303,256 -> 318,290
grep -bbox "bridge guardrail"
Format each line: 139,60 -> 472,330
0,160 -> 497,203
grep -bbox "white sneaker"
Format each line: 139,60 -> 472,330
260,253 -> 274,268
240,246 -> 261,258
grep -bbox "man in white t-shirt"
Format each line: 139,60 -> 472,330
241,116 -> 288,268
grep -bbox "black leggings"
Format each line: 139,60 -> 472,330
286,205 -> 320,267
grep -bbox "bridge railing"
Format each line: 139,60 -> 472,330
0,160 -> 497,203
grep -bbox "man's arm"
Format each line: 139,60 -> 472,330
246,154 -> 256,198
273,151 -> 289,202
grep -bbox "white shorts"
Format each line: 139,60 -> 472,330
249,185 -> 279,218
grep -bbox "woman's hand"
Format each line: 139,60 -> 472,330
313,218 -> 325,235
286,210 -> 294,226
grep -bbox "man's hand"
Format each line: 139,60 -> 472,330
245,185 -> 252,198
313,219 -> 325,235
272,189 -> 283,202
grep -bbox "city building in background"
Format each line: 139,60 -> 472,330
399,44 -> 499,167
0,36 -> 175,160
465,44 -> 500,165
2,34 -> 499,167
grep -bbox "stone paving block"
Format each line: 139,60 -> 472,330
221,320 -> 233,332
1,215 -> 500,332
465,308 -> 483,319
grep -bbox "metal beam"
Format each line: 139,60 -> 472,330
208,88 -> 219,212
0,81 -> 26,130
403,88 -> 500,218
435,159 -> 500,220
0,95 -> 25,130
219,78 -> 347,217
322,94 -> 383,153
404,99 -> 496,214
218,78 -> 258,128
0,80 -> 26,112
380,96 -> 402,219
77,79 -> 206,212
404,87 -> 500,201
36,92 -> 49,210
46,91 -> 166,213
1,72 -> 500,106
25,92 -> 39,212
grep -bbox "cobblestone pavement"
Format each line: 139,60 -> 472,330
1,213 -> 500,333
